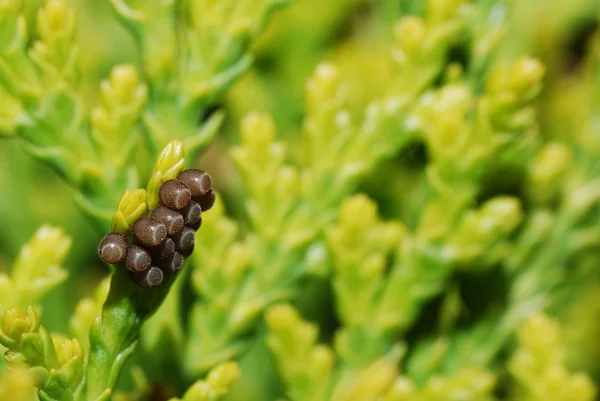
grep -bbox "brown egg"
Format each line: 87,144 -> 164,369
177,169 -> 212,199
197,188 -> 216,212
181,201 -> 202,228
151,206 -> 184,236
173,226 -> 195,257
159,252 -> 185,273
133,216 -> 167,247
125,244 -> 152,272
98,232 -> 128,264
187,216 -> 202,231
159,180 -> 191,210
152,237 -> 175,260
130,266 -> 164,288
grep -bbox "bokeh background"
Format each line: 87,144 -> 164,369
1,0 -> 599,400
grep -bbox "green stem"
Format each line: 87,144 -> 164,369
82,268 -> 177,401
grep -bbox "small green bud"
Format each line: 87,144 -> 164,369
531,142 -> 571,185
327,194 -> 405,327
427,0 -> 469,24
480,197 -> 523,230
309,345 -> 335,378
487,57 -> 545,98
265,303 -> 301,335
518,314 -> 562,362
485,57 -> 545,130
416,83 -> 476,172
306,63 -> 342,114
0,306 -> 40,349
569,374 -> 597,401
178,362 -> 241,401
70,299 -> 98,352
11,225 -> 70,303
181,382 -> 211,401
509,314 -> 596,401
19,332 -> 45,365
36,0 -> 75,42
327,194 -> 403,273
338,194 -> 378,231
228,300 -> 266,336
205,362 -> 241,395
111,189 -> 148,233
274,166 -> 301,203
266,304 -> 334,401
0,0 -> 22,26
0,1 -> 26,52
240,112 -> 277,150
566,179 -> 600,214
0,2 -> 39,99
70,277 -> 109,354
104,64 -> 146,107
331,356 -> 399,401
449,196 -> 522,263
147,141 -> 186,210
529,142 -> 571,203
445,62 -> 464,82
384,377 -> 417,400
393,17 -> 426,58
44,335 -> 86,392
423,368 -> 496,398
91,64 -> 147,158
4,350 -> 28,365
30,0 -> 78,82
361,253 -> 386,282
52,336 -> 84,367
230,113 -> 286,201
303,242 -> 329,277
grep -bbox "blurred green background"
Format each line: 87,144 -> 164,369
1,0 -> 599,400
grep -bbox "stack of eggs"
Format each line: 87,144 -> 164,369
98,169 -> 215,288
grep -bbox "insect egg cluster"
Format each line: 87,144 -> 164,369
98,169 -> 215,288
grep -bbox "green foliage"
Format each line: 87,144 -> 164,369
0,306 -> 85,401
168,362 -> 241,401
0,226 -> 70,315
0,0 -> 284,231
508,314 -> 596,401
266,307 -> 592,401
0,0 -> 599,400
